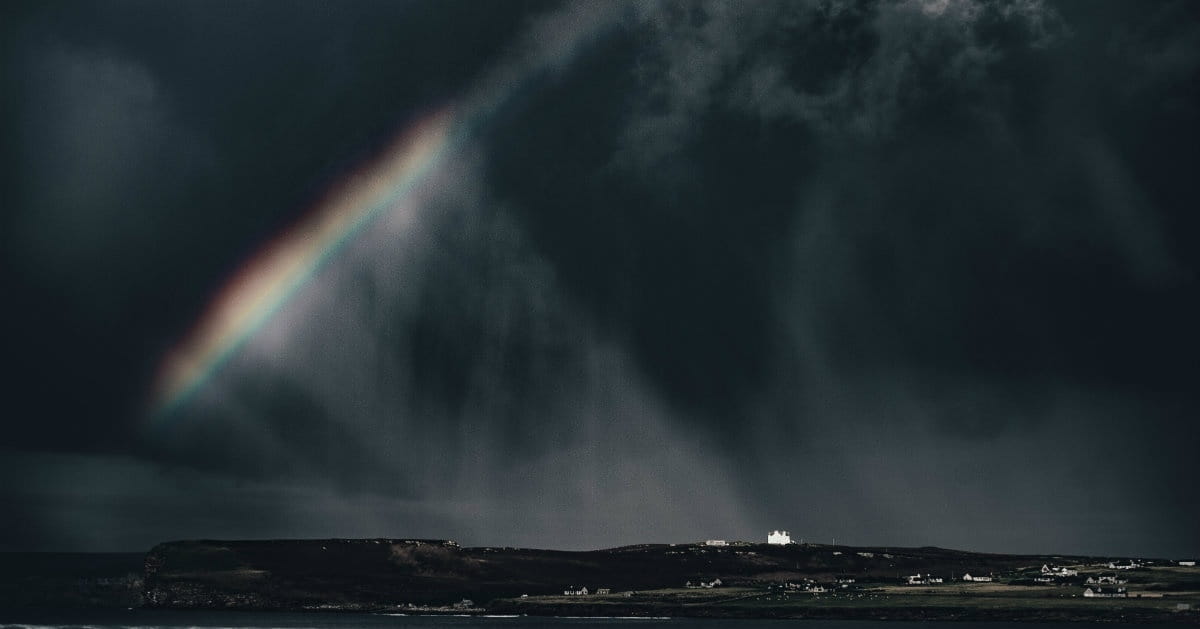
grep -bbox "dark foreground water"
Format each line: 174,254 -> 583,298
0,612 -> 1188,629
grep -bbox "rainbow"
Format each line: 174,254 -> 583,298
149,4 -> 621,420
151,107 -> 458,415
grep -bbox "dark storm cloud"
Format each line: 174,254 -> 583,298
486,0 -> 1199,415
2,0 -> 1197,556
2,0 -> 554,451
11,43 -> 216,317
475,0 -> 1198,553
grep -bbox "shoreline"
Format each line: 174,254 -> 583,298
2,602 -> 1197,624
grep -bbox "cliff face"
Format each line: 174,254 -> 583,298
141,539 -> 1056,611
143,538 -> 469,609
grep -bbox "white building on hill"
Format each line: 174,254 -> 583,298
768,530 -> 792,545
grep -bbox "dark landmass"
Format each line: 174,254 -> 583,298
0,552 -> 143,609
132,539 -> 1200,622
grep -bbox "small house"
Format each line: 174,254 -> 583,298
1083,587 -> 1127,598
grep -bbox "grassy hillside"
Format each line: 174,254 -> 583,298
141,538 -> 1200,622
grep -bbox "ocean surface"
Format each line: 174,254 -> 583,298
0,612 -> 1186,629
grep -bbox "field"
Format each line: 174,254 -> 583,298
492,563 -> 1200,622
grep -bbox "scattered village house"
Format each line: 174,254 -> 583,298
596,588 -> 611,595
1041,564 -> 1078,577
961,573 -> 993,582
1178,561 -> 1196,567
705,540 -> 728,547
767,530 -> 792,545
1083,587 -> 1127,598
1085,575 -> 1126,585
563,586 -> 589,596
906,574 -> 943,585
1108,560 -> 1140,570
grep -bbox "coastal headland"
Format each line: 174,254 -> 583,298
132,538 -> 1200,622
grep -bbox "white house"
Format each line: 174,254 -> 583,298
1085,575 -> 1125,585
1083,587 -> 1127,598
1179,561 -> 1196,567
705,540 -> 728,547
563,586 -> 589,596
1108,560 -> 1139,570
962,573 -> 993,582
906,574 -> 943,585
768,530 -> 792,545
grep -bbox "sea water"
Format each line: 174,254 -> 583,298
0,612 -> 1186,629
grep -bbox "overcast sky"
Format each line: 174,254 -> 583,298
2,0 -> 1198,557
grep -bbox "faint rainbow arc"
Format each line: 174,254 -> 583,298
150,5 -> 622,420
151,106 -> 458,417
